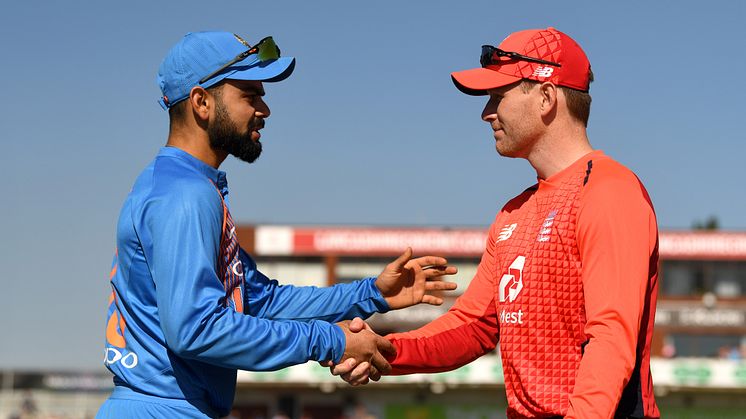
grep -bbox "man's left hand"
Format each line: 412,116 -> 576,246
375,247 -> 458,310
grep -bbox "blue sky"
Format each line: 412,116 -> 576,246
1,1 -> 744,370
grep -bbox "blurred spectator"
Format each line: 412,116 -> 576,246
7,391 -> 39,419
718,345 -> 742,360
661,336 -> 676,358
342,398 -> 376,419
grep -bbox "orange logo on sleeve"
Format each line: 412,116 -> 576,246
106,291 -> 127,348
104,250 -> 139,369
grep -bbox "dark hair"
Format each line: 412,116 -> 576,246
520,68 -> 594,126
167,84 -> 224,126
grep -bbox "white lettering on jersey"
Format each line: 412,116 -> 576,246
499,309 -> 524,324
105,348 -> 139,369
231,261 -> 244,277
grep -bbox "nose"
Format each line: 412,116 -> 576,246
255,96 -> 271,118
481,95 -> 499,122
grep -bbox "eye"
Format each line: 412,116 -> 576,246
244,91 -> 265,103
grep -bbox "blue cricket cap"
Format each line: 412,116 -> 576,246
157,31 -> 296,110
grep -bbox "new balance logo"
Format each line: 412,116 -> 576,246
497,223 -> 518,242
532,66 -> 554,78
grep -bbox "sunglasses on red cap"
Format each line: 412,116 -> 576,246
480,45 -> 561,68
199,35 -> 281,84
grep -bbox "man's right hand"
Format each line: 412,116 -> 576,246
326,318 -> 388,385
335,318 -> 395,383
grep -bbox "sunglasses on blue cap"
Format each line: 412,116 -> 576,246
199,35 -> 281,84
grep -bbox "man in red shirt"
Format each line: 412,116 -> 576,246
332,27 -> 660,419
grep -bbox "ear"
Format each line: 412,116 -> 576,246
188,86 -> 210,122
538,82 -> 558,117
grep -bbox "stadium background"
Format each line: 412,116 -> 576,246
2,227 -> 745,418
1,1 -> 745,418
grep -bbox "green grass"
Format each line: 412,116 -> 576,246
660,407 -> 746,419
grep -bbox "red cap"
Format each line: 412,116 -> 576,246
452,27 -> 591,95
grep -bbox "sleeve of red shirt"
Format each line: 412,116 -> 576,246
385,222 -> 500,375
567,162 -> 658,418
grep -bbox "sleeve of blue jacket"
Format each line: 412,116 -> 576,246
137,176 -> 377,370
240,249 -> 390,321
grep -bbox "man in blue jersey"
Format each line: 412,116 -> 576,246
97,31 -> 458,418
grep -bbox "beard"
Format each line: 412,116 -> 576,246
208,98 -> 263,163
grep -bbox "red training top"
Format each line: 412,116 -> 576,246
388,151 -> 660,419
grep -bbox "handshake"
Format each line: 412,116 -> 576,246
327,317 -> 392,386
323,248 -> 459,385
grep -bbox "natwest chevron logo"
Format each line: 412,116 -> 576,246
498,256 -> 526,303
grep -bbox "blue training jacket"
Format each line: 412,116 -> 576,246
103,146 -> 389,417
